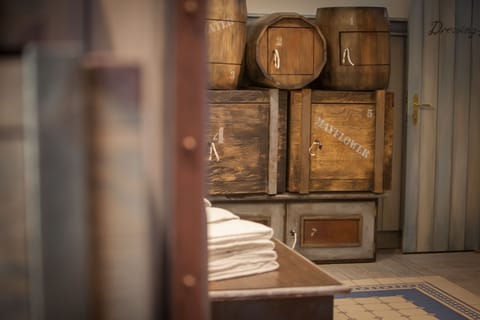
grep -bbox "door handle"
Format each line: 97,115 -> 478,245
412,94 -> 433,125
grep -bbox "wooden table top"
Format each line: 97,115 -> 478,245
209,240 -> 351,301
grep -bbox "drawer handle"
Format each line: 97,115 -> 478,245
342,47 -> 355,66
309,139 -> 322,156
273,49 -> 280,69
290,229 -> 297,249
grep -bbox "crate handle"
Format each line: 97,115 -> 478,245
208,131 -> 221,162
208,141 -> 220,162
342,48 -> 355,66
273,49 -> 280,69
309,139 -> 322,156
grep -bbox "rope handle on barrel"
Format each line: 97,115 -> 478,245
273,49 -> 281,69
342,48 -> 355,66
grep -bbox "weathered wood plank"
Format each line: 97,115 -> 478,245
85,63 -> 149,320
449,0 -> 472,250
373,90 -> 386,193
416,0 -> 439,252
383,91 -> 394,192
466,0 -> 480,250
268,89 -> 279,194
287,90 -> 303,192
402,0 -> 423,252
432,0 -> 456,251
300,89 -> 312,194
207,89 -> 287,195
310,90 -> 376,104
24,47 -> 89,320
0,57 -> 29,320
381,35 -> 406,232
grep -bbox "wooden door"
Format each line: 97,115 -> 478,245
403,0 -> 480,252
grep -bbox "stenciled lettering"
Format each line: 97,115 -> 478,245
315,116 -> 370,159
208,20 -> 234,34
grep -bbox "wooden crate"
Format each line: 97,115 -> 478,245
207,89 -> 287,195
288,89 -> 393,193
285,200 -> 376,262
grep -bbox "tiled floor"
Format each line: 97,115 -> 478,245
318,249 -> 480,297
318,250 -> 480,319
330,276 -> 480,319
335,295 -> 437,320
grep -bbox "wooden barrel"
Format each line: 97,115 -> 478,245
207,0 -> 247,89
245,12 -> 327,89
314,7 -> 390,90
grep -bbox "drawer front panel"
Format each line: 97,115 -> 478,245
301,215 -> 362,248
286,201 -> 376,262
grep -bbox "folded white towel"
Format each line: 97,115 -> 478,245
208,218 -> 274,246
209,248 -> 277,270
205,203 -> 279,281
209,239 -> 275,259
206,206 -> 239,224
209,260 -> 279,281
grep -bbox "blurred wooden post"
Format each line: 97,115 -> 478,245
169,1 -> 209,320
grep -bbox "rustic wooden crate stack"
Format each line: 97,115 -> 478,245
206,2 -> 393,262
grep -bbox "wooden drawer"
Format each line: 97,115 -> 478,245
211,202 -> 286,241
288,89 -> 393,193
285,201 -> 376,262
207,89 -> 287,195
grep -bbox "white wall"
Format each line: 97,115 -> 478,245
246,0 -> 410,19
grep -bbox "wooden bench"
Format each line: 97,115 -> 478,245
209,240 -> 350,319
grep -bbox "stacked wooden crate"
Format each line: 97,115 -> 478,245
206,5 -> 393,262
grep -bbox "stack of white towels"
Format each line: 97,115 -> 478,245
205,200 -> 279,281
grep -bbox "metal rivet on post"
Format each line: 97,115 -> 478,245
182,136 -> 197,151
182,274 -> 197,287
184,0 -> 198,13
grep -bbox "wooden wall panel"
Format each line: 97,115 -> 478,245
86,64 -> 150,320
466,0 -> 480,250
0,0 -> 86,50
24,47 -> 90,320
449,0 -> 472,250
402,0 -> 423,252
403,0 -> 480,252
433,0 -> 455,251
416,0 -> 439,252
0,57 -> 29,320
380,34 -> 406,232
